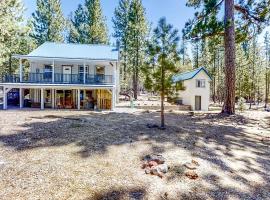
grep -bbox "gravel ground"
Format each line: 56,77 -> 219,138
0,109 -> 269,200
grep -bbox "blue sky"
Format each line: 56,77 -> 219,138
23,0 -> 195,41
23,0 -> 269,45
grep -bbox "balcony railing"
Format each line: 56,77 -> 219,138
0,73 -> 114,85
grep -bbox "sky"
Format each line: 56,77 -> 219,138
23,0 -> 195,42
23,0 -> 269,45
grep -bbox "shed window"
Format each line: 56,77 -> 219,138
196,79 -> 205,88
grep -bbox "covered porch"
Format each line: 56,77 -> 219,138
2,84 -> 116,111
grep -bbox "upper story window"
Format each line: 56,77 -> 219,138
196,79 -> 206,88
44,65 -> 52,79
78,65 -> 89,74
96,66 -> 105,75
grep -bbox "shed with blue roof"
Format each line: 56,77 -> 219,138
173,67 -> 211,111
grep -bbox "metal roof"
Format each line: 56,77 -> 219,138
19,42 -> 119,61
172,67 -> 212,82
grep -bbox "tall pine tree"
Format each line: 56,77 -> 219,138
31,0 -> 65,45
127,0 -> 148,99
113,0 -> 131,84
85,0 -> 108,44
67,4 -> 89,43
0,0 -> 33,75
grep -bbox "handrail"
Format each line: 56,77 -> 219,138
0,73 -> 114,85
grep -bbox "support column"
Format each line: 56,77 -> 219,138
77,89 -> 80,110
3,87 -> 7,110
19,59 -> 23,82
83,61 -> 86,84
51,89 -> 55,109
52,60 -> 55,83
19,88 -> 24,109
41,88 -> 44,110
112,87 -> 116,111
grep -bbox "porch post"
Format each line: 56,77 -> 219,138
77,89 -> 80,110
41,88 -> 44,110
19,59 -> 23,82
19,88 -> 24,109
52,60 -> 55,83
51,89 -> 55,109
83,61 -> 86,84
3,87 -> 7,110
112,87 -> 116,111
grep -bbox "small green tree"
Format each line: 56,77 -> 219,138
144,17 -> 180,128
238,97 -> 246,112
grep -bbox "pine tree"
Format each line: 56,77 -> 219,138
0,0 -> 33,75
144,18 -> 180,128
127,0 -> 148,99
31,0 -> 65,45
264,32 -> 270,108
113,0 -> 131,84
184,0 -> 270,114
85,0 -> 108,44
67,4 -> 89,43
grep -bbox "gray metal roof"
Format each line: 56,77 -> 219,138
25,42 -> 119,61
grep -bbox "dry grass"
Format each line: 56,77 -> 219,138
0,109 -> 269,200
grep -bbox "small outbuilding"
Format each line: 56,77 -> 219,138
173,67 -> 212,111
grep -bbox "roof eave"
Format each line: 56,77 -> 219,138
12,54 -> 119,62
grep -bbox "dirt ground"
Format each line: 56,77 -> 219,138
0,108 -> 269,200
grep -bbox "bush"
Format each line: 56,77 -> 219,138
238,97 -> 246,112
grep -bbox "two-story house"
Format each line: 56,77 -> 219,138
0,42 -> 119,110
173,67 -> 212,111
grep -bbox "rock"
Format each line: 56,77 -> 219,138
185,171 -> 199,180
191,159 -> 200,166
183,162 -> 198,170
145,168 -> 151,174
156,164 -> 169,173
143,154 -> 165,164
150,167 -> 164,178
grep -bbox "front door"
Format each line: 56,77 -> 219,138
195,96 -> 201,111
63,66 -> 72,83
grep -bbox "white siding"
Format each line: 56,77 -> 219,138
30,60 -> 115,76
177,70 -> 211,111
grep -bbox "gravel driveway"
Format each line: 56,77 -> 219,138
0,109 -> 269,200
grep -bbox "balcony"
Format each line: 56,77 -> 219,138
0,73 -> 114,85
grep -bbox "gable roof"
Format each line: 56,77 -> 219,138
172,67 -> 212,82
25,42 -> 119,61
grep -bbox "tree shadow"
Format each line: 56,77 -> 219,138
89,188 -> 146,200
0,110 -> 269,199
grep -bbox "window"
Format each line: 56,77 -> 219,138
44,65 -> 52,79
196,79 -> 206,88
78,65 -> 89,82
96,66 -> 105,75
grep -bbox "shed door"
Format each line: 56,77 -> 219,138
195,96 -> 201,111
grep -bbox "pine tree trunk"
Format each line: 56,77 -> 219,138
161,62 -> 165,128
222,0 -> 236,114
265,71 -> 269,108
213,51 -> 216,103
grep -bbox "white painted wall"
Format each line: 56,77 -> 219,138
29,60 -> 115,76
177,70 -> 211,111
